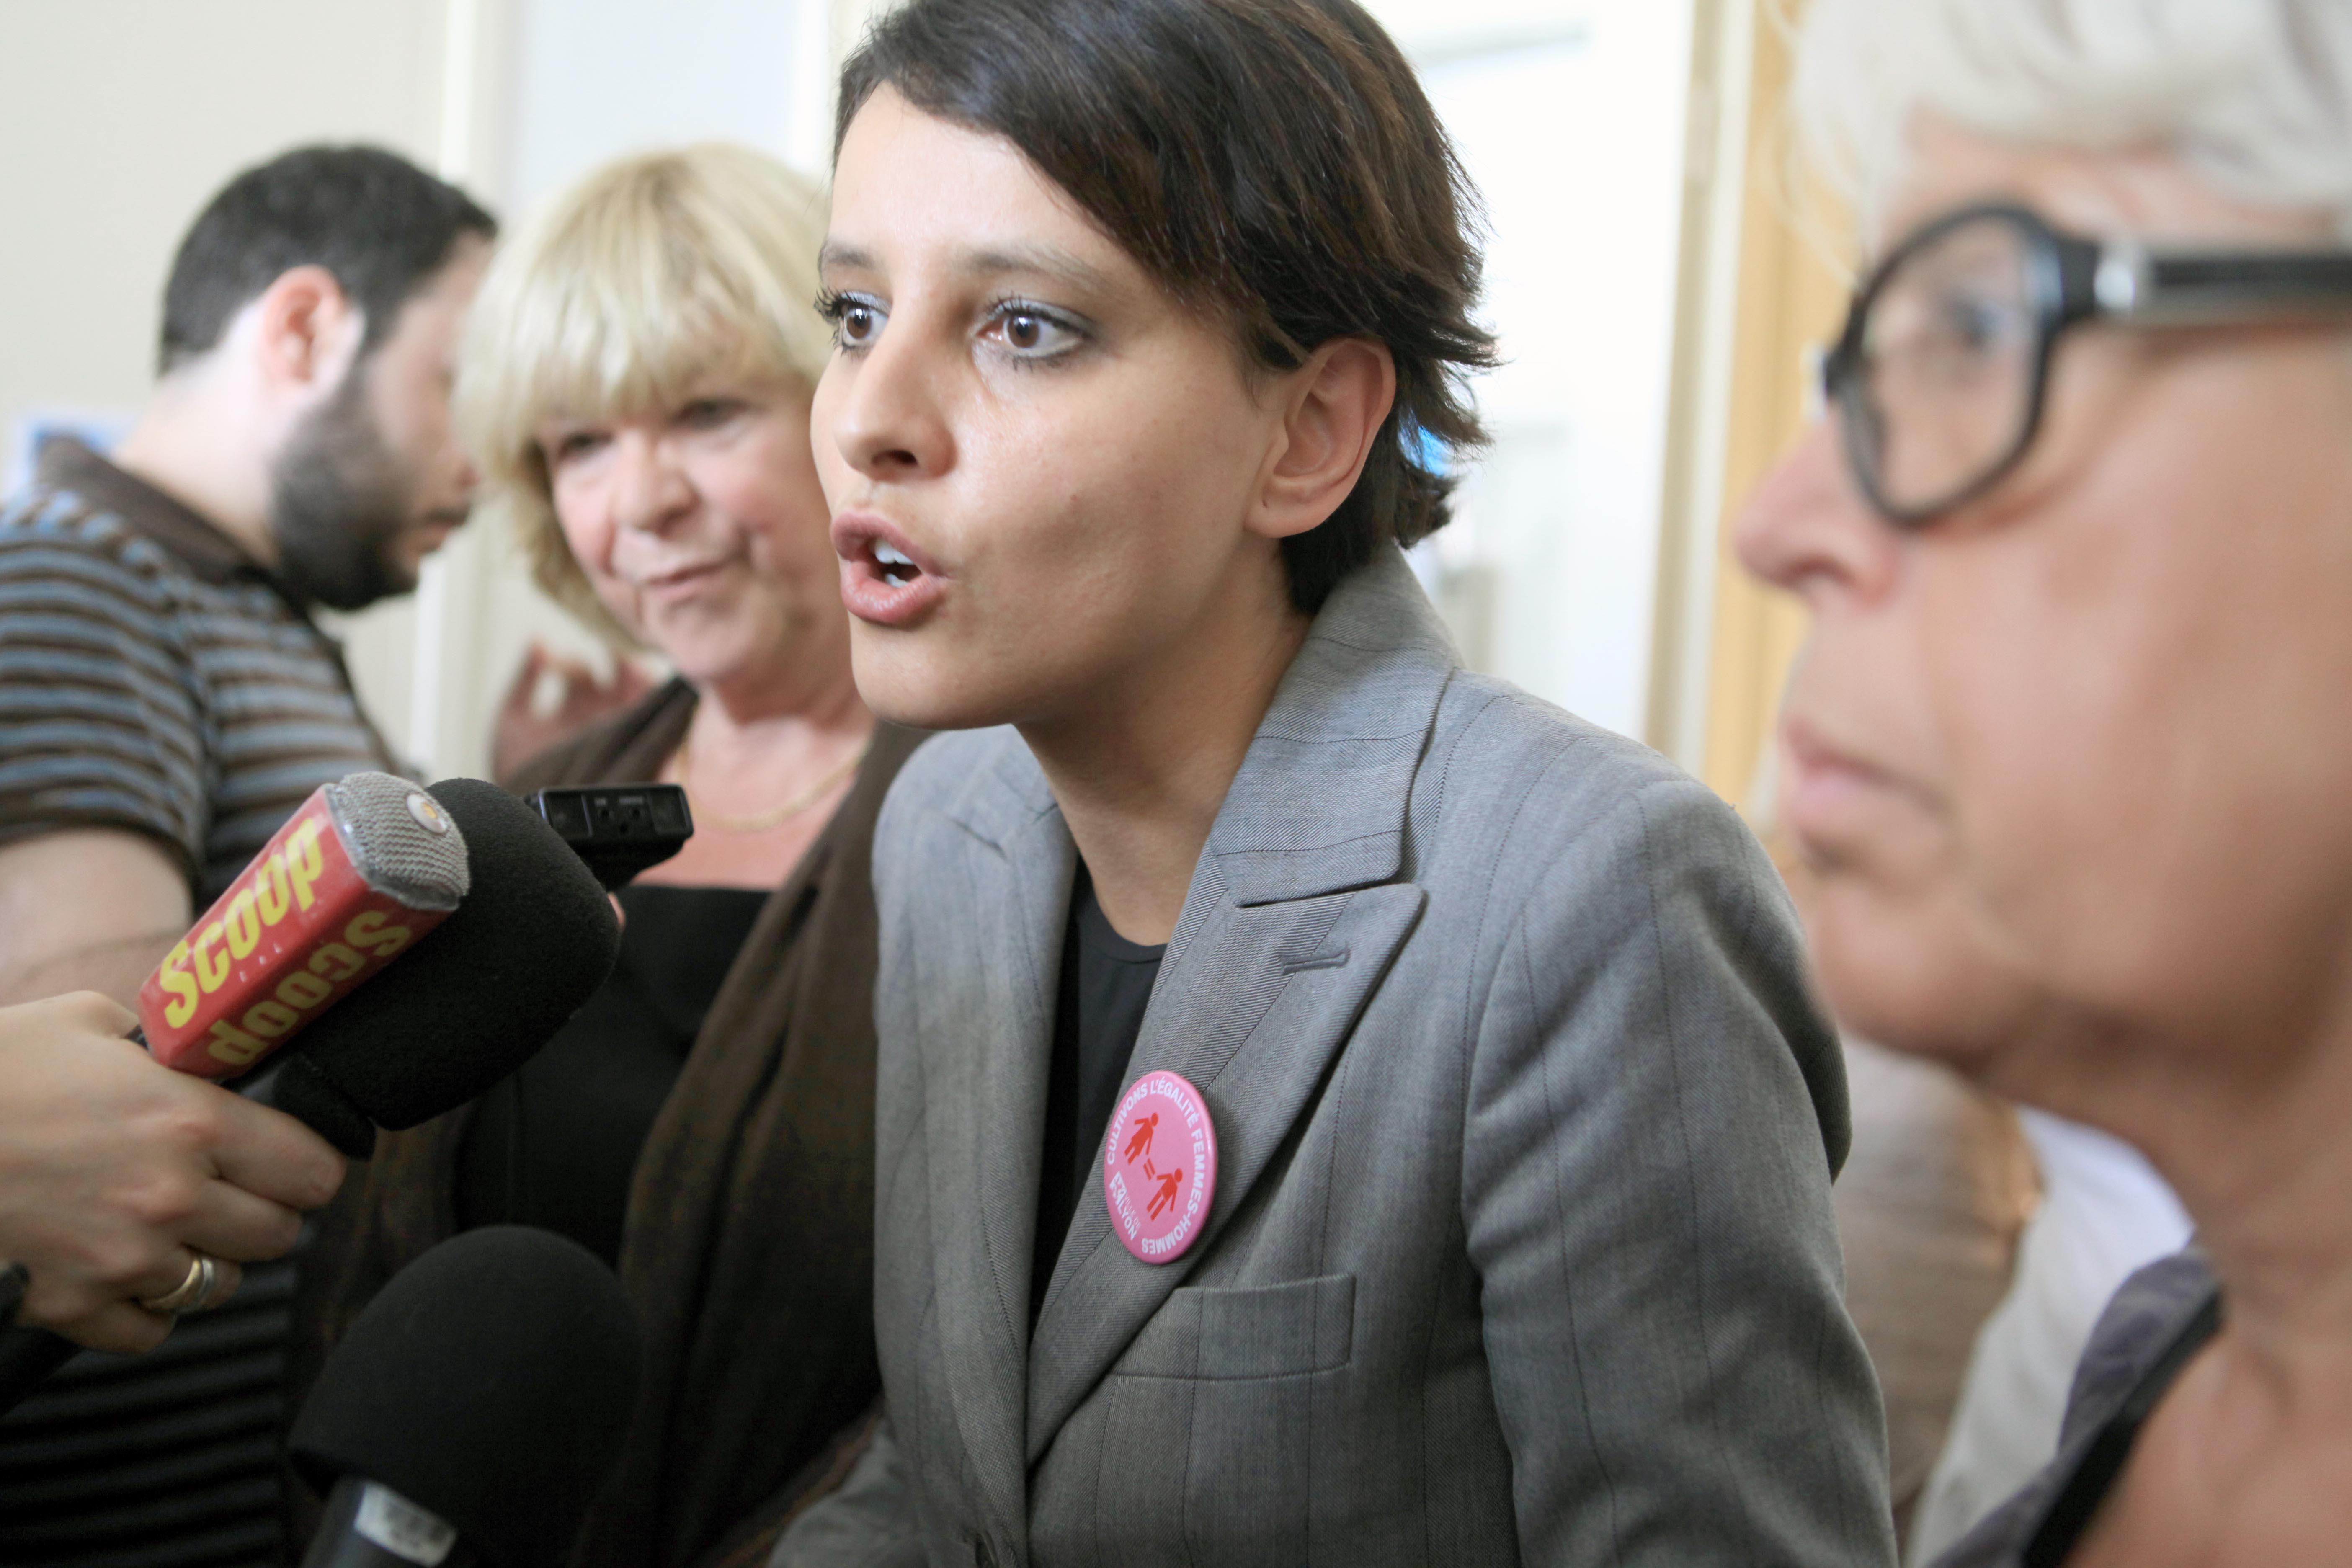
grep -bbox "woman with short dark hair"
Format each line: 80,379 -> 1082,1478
778,2 -> 1895,1563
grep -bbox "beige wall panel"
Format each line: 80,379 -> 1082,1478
1698,2 -> 1849,812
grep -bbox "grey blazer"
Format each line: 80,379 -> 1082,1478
777,552 -> 1894,1568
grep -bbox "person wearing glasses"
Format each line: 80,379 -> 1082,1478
1741,1 -> 2352,1563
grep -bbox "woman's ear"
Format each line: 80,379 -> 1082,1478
1248,338 -> 1398,542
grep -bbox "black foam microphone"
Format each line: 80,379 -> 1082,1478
291,1227 -> 640,1568
245,777 -> 623,1154
0,779 -> 620,1411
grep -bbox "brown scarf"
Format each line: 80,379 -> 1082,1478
289,681 -> 923,1567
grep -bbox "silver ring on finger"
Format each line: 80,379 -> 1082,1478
137,1252 -> 219,1316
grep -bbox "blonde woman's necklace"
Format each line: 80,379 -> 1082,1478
676,732 -> 869,833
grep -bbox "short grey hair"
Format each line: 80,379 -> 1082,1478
1792,0 -> 2352,240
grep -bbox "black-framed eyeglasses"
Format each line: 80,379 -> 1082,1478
1822,202 -> 2352,526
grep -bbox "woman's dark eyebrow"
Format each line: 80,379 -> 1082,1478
951,243 -> 1114,294
818,238 -> 1117,297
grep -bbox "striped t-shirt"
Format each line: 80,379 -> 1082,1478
0,437 -> 400,1566
0,437 -> 400,901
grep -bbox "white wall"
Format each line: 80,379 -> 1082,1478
0,2 -> 449,479
508,0 -> 809,207
1373,0 -> 1697,741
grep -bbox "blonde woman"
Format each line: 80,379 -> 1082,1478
294,145 -> 921,1568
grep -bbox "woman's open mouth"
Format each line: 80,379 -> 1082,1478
873,542 -> 919,588
832,513 -> 946,627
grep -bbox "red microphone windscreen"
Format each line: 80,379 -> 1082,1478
137,774 -> 469,1078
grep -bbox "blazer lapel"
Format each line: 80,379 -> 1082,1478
1025,877 -> 1424,1456
913,746 -> 1073,1537
1025,551 -> 1457,1458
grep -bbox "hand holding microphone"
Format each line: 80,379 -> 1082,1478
0,772 -> 619,1405
3,769 -> 473,1354
0,990 -> 343,1353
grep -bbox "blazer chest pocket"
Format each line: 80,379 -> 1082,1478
1084,1276 -> 1356,1566
1118,1272 -> 1355,1380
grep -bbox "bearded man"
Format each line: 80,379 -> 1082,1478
0,143 -> 492,1566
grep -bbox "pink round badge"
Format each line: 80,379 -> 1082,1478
1103,1070 -> 1217,1265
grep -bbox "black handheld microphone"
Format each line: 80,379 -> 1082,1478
0,779 -> 620,1411
250,776 -> 624,1156
290,1227 -> 640,1568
